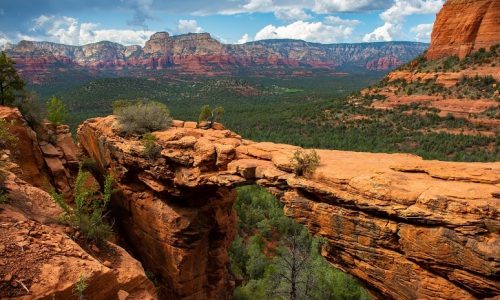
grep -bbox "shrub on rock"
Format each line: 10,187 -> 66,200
113,100 -> 172,134
291,149 -> 321,177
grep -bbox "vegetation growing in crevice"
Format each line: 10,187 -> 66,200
230,186 -> 371,300
142,133 -> 161,158
199,104 -> 224,127
73,274 -> 88,300
52,168 -> 114,245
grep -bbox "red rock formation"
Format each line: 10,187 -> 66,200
5,34 -> 427,83
427,0 -> 500,60
0,162 -> 157,299
0,106 -> 77,197
78,116 -> 500,300
0,107 -> 157,299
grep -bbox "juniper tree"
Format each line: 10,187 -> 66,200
0,52 -> 25,106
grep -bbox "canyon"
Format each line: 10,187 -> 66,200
2,105 -> 498,299
1,1 -> 499,299
3,33 -> 427,84
76,116 -> 499,300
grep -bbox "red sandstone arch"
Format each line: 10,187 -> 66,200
78,116 -> 500,300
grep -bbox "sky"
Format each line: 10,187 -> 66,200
0,0 -> 445,47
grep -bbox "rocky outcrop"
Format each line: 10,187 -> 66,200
5,33 -> 427,83
427,0 -> 500,60
0,151 -> 157,299
0,105 -> 157,299
78,116 -> 500,300
0,107 -> 77,198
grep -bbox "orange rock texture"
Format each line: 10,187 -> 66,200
0,106 -> 78,198
427,0 -> 500,60
78,116 -> 500,300
0,140 -> 157,299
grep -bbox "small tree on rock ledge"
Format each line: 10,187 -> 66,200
199,105 -> 224,128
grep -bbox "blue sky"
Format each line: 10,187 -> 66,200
0,0 -> 444,46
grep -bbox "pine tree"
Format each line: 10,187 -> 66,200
0,52 -> 25,106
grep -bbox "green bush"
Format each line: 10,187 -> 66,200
0,119 -> 17,149
291,149 -> 321,177
142,133 -> 160,158
113,100 -> 172,134
52,169 -> 113,245
47,96 -> 68,126
73,274 -> 88,300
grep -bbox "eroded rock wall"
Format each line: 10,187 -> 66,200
78,116 -> 500,300
427,0 -> 500,60
0,106 -> 157,299
0,150 -> 156,299
0,107 -> 78,197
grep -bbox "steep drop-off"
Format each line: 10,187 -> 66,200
0,107 -> 157,299
78,116 -> 500,300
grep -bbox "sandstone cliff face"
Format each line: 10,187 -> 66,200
0,161 -> 157,300
0,106 -> 157,299
5,33 -> 427,82
78,116 -> 500,300
0,107 -> 79,198
427,0 -> 500,60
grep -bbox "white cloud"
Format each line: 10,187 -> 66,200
26,15 -> 154,46
363,22 -> 399,42
243,0 -> 274,11
237,33 -> 252,44
254,20 -> 357,43
313,0 -> 386,13
363,0 -> 443,42
411,23 -> 433,41
32,15 -> 80,45
380,0 -> 443,23
324,16 -> 360,26
177,19 -> 203,34
0,32 -> 10,44
274,7 -> 311,21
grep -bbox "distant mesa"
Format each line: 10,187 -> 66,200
3,31 -> 428,83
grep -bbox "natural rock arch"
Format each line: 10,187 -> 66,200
78,116 -> 500,300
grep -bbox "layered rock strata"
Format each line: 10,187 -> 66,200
78,116 -> 500,300
427,0 -> 500,60
0,153 -> 157,300
4,33 -> 427,83
0,107 -> 77,198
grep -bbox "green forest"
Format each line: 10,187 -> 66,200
230,186 -> 371,300
31,71 -> 499,162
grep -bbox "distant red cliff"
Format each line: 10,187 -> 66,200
4,32 -> 428,83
